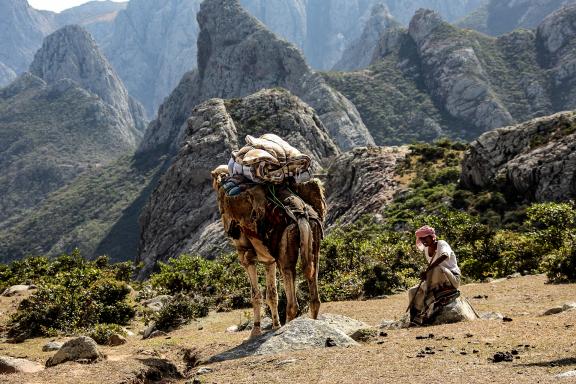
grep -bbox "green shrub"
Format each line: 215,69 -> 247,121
542,235 -> 576,283
154,294 -> 210,332
88,323 -> 126,345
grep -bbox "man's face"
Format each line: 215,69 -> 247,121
419,235 -> 434,247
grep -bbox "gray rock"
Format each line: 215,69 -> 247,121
45,336 -> 104,367
480,312 -> 504,320
562,302 -> 576,311
196,367 -> 214,375
136,88 -> 338,278
543,306 -> 564,316
350,328 -> 378,342
208,317 -> 358,362
42,341 -> 63,352
108,334 -> 127,346
324,146 -> 410,226
0,356 -> 44,374
430,297 -> 478,325
142,324 -> 157,339
507,272 -> 522,279
148,330 -> 168,339
556,370 -> 576,378
142,295 -> 173,312
2,284 -> 36,297
460,111 -> 576,202
318,313 -> 372,337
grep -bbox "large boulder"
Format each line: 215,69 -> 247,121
45,336 -> 105,367
430,297 -> 479,325
0,356 -> 44,374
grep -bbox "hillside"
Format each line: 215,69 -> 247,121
323,7 -> 576,144
1,274 -> 575,383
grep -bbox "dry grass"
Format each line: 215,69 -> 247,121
1,274 -> 575,383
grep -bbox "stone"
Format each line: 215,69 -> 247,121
45,336 -> 104,367
562,302 -> 576,311
148,330 -> 168,339
108,334 -> 127,346
556,370 -> 576,378
318,313 -> 372,337
197,367 -> 213,375
142,323 -> 157,339
142,295 -> 173,312
0,356 -> 44,374
480,312 -> 504,320
506,272 -> 522,279
226,325 -> 239,333
42,341 -> 63,352
543,306 -> 564,316
349,328 -> 378,342
2,284 -> 36,297
430,297 -> 478,325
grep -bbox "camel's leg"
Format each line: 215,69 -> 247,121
264,263 -> 280,329
237,246 -> 262,339
278,224 -> 299,323
302,221 -> 321,319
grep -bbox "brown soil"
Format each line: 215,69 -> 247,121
1,274 -> 575,384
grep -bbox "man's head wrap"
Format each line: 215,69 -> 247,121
415,225 -> 436,250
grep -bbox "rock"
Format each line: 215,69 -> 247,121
42,341 -> 63,352
108,334 -> 127,346
226,325 -> 239,333
506,272 -> 522,279
2,284 -> 36,296
543,306 -> 564,316
562,302 -> 576,311
142,323 -> 157,339
136,88 -> 339,278
460,111 -> 576,202
0,356 -> 44,374
45,336 -> 104,367
430,297 -> 478,325
142,295 -> 173,312
556,370 -> 576,378
480,312 -> 504,320
196,367 -> 213,375
148,330 -> 168,339
318,313 -> 372,337
350,328 -> 378,342
324,146 -> 410,226
239,317 -> 273,331
492,351 -> 513,363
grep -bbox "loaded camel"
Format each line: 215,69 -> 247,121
211,165 -> 325,338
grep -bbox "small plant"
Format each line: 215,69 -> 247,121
88,323 -> 127,345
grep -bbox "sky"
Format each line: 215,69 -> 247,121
28,0 -> 128,13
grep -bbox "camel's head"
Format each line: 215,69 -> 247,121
211,164 -> 229,191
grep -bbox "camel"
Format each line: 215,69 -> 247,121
211,165 -> 325,338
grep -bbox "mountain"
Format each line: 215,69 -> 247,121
0,25 -> 145,235
136,88 -> 340,278
460,111 -> 576,202
138,0 -> 373,155
324,6 -> 576,145
55,0 -> 127,41
332,3 -> 400,71
0,0 -> 55,86
458,0 -> 576,36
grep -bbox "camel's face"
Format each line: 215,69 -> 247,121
211,165 -> 229,192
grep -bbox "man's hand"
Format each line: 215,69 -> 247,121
419,270 -> 428,281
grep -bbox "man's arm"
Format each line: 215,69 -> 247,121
420,254 -> 448,280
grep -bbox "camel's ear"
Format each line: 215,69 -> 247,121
211,165 -> 229,190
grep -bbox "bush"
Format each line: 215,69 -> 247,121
542,235 -> 576,283
154,294 -> 210,332
88,323 -> 126,345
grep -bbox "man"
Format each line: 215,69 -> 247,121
408,225 -> 461,325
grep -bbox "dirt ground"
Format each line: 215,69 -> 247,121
1,274 -> 575,384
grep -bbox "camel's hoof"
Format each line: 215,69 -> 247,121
248,328 -> 261,339
272,324 -> 281,331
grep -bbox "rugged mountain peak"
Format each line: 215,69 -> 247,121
29,25 -> 147,133
332,2 -> 399,71
139,0 -> 373,155
537,4 -> 576,56
137,88 -> 339,277
408,8 -> 444,42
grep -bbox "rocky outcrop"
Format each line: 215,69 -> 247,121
333,3 -> 399,71
0,356 -> 43,374
55,1 -> 126,42
409,9 -> 514,133
137,88 -> 338,278
45,336 -> 105,367
324,146 -> 410,226
458,0 -> 576,36
138,0 -> 373,155
460,111 -> 576,202
30,25 -> 147,135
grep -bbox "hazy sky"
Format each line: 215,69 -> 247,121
28,0 -> 127,13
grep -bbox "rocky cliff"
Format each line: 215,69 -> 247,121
0,0 -> 55,86
139,0 -> 373,155
332,3 -> 400,71
325,7 -> 576,145
136,88 -> 339,278
458,0 -> 576,36
55,0 -> 127,42
460,111 -> 576,202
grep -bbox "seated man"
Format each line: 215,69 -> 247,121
408,225 -> 461,325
